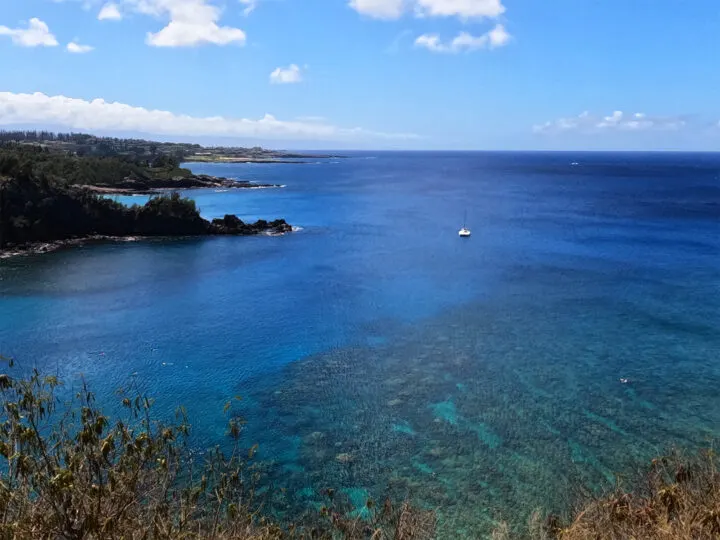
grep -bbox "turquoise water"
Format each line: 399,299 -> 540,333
1,152 -> 720,536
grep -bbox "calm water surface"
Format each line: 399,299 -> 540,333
1,152 -> 719,537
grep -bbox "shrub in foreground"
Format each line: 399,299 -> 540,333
0,363 -> 434,540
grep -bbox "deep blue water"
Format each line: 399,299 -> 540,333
1,152 -> 720,536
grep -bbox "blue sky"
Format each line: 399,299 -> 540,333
1,0 -> 719,150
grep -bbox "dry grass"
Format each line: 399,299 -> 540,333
560,449 -> 720,540
316,500 -> 435,540
493,449 -> 720,540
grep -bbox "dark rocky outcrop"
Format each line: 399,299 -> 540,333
210,215 -> 292,235
0,175 -> 292,256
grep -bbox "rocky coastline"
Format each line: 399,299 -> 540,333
1,217 -> 293,259
183,153 -> 343,164
184,158 -> 308,164
79,174 -> 283,195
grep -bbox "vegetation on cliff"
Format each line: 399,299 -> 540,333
0,142 -> 281,193
0,130 -> 332,164
0,145 -> 291,252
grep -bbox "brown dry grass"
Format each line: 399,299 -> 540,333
494,449 -> 720,540
561,449 -> 720,540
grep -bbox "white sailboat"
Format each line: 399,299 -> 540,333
458,211 -> 471,237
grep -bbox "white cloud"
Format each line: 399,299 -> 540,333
98,3 -> 123,20
533,111 -> 687,134
270,64 -> 303,84
0,18 -> 59,47
67,41 -> 95,53
350,0 -> 405,19
450,31 -> 488,50
147,21 -> 246,47
414,0 -> 505,19
414,34 -> 446,52
487,23 -> 510,47
137,0 -> 246,47
350,0 -> 504,20
415,24 -> 510,53
50,0 -> 96,7
66,0 -> 247,46
0,91 -> 419,141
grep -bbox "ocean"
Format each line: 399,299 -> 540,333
1,151 -> 719,536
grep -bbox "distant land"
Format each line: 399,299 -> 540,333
0,129 -> 343,195
0,130 -> 342,164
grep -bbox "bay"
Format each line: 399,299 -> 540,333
1,151 -> 719,536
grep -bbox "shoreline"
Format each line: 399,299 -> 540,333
184,158 -> 309,164
183,154 -> 344,164
0,235 -> 146,259
82,184 -> 285,196
79,176 -> 284,195
0,227 -> 296,259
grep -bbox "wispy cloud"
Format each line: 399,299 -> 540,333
351,0 -> 505,20
533,111 -> 687,134
414,0 -> 505,19
0,91 -> 420,142
415,24 -> 510,53
385,29 -> 413,54
50,0 -> 96,7
238,0 -> 256,17
86,0 -> 247,47
350,0 -> 404,20
270,64 -> 303,84
0,18 -> 58,47
67,41 -> 95,53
